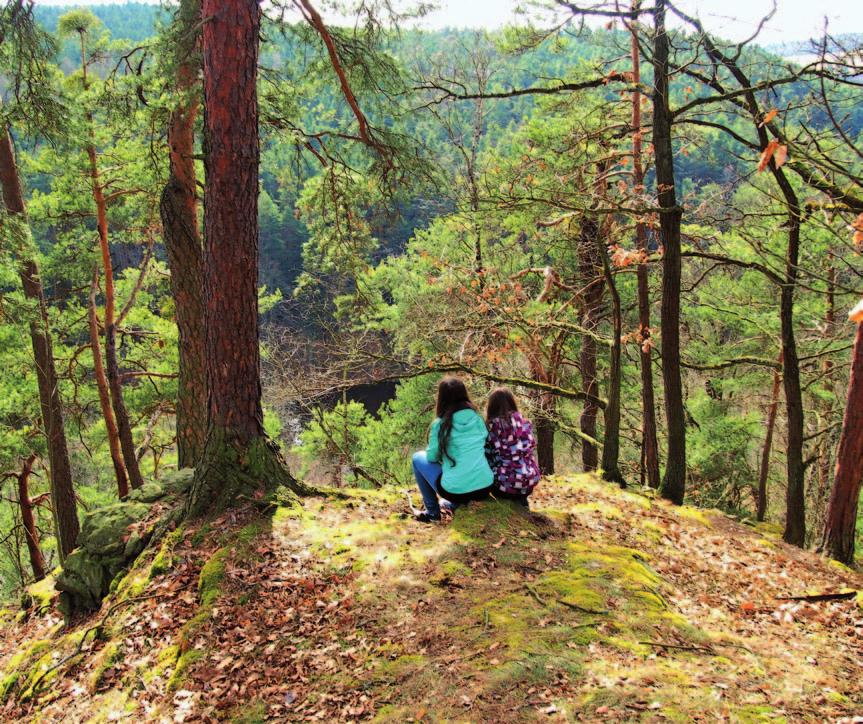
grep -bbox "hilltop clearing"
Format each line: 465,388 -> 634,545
1,474 -> 861,722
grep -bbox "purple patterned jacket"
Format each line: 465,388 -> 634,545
486,411 -> 541,495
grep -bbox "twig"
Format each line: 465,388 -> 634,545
525,583 -> 546,606
554,599 -> 609,615
639,641 -> 716,655
525,583 -> 608,615
404,491 -> 421,517
776,590 -> 858,602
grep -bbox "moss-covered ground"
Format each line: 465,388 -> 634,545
0,474 -> 861,721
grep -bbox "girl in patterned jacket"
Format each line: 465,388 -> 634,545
485,388 -> 541,507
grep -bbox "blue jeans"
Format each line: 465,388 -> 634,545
412,450 -> 453,518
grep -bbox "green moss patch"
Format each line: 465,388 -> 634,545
450,498 -> 541,544
0,639 -> 52,702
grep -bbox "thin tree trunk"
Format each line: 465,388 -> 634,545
89,269 -> 128,496
687,23 -> 807,543
600,243 -> 624,485
0,128 -> 79,559
160,0 -> 207,469
78,35 -> 144,491
534,395 -> 556,476
631,0 -> 660,489
818,321 -> 863,564
17,454 -> 46,581
779,221 -> 806,546
814,256 -> 836,530
188,0 -> 308,515
653,0 -> 686,504
524,340 -> 557,476
86,143 -> 144,491
757,350 -> 783,521
578,217 -> 604,472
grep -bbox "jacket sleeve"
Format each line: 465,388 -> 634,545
486,419 -> 501,468
426,419 -> 441,463
520,417 -> 537,453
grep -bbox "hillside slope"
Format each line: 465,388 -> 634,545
1,474 -> 861,722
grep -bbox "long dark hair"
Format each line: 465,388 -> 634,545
486,387 -> 518,422
436,376 -> 474,465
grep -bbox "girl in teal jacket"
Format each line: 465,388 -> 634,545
412,377 -> 493,523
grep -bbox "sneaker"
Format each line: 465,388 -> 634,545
415,511 -> 441,523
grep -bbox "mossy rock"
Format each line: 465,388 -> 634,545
21,575 -> 58,615
57,492 -> 186,618
79,502 -> 150,557
56,549 -> 118,616
162,468 -> 195,495
129,481 -> 166,504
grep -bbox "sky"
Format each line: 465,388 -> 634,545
33,0 -> 862,45
416,0 -> 861,44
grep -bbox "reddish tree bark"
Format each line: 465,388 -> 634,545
89,269 -> 128,497
160,0 -> 207,468
188,0 -> 307,515
17,454 -> 46,581
200,0 -> 263,444
76,30 -> 144,491
631,0 -> 660,489
653,0 -> 686,504
86,143 -> 144,492
818,321 -> 863,564
757,351 -> 783,522
0,128 -> 80,559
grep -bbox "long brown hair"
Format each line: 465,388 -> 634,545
436,376 -> 474,465
486,387 -> 518,422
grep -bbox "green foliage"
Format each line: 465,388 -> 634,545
294,401 -> 370,483
687,392 -> 761,511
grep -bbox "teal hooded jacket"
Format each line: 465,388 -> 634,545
426,408 -> 494,494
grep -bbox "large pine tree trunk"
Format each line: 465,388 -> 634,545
188,0 -> 307,515
0,129 -> 80,560
818,321 -> 863,564
631,1 -> 660,489
653,0 -> 686,504
160,0 -> 207,469
17,454 -> 46,581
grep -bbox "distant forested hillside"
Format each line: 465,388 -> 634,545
33,2 -> 855,300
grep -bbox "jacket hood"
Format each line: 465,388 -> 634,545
450,408 -> 484,430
